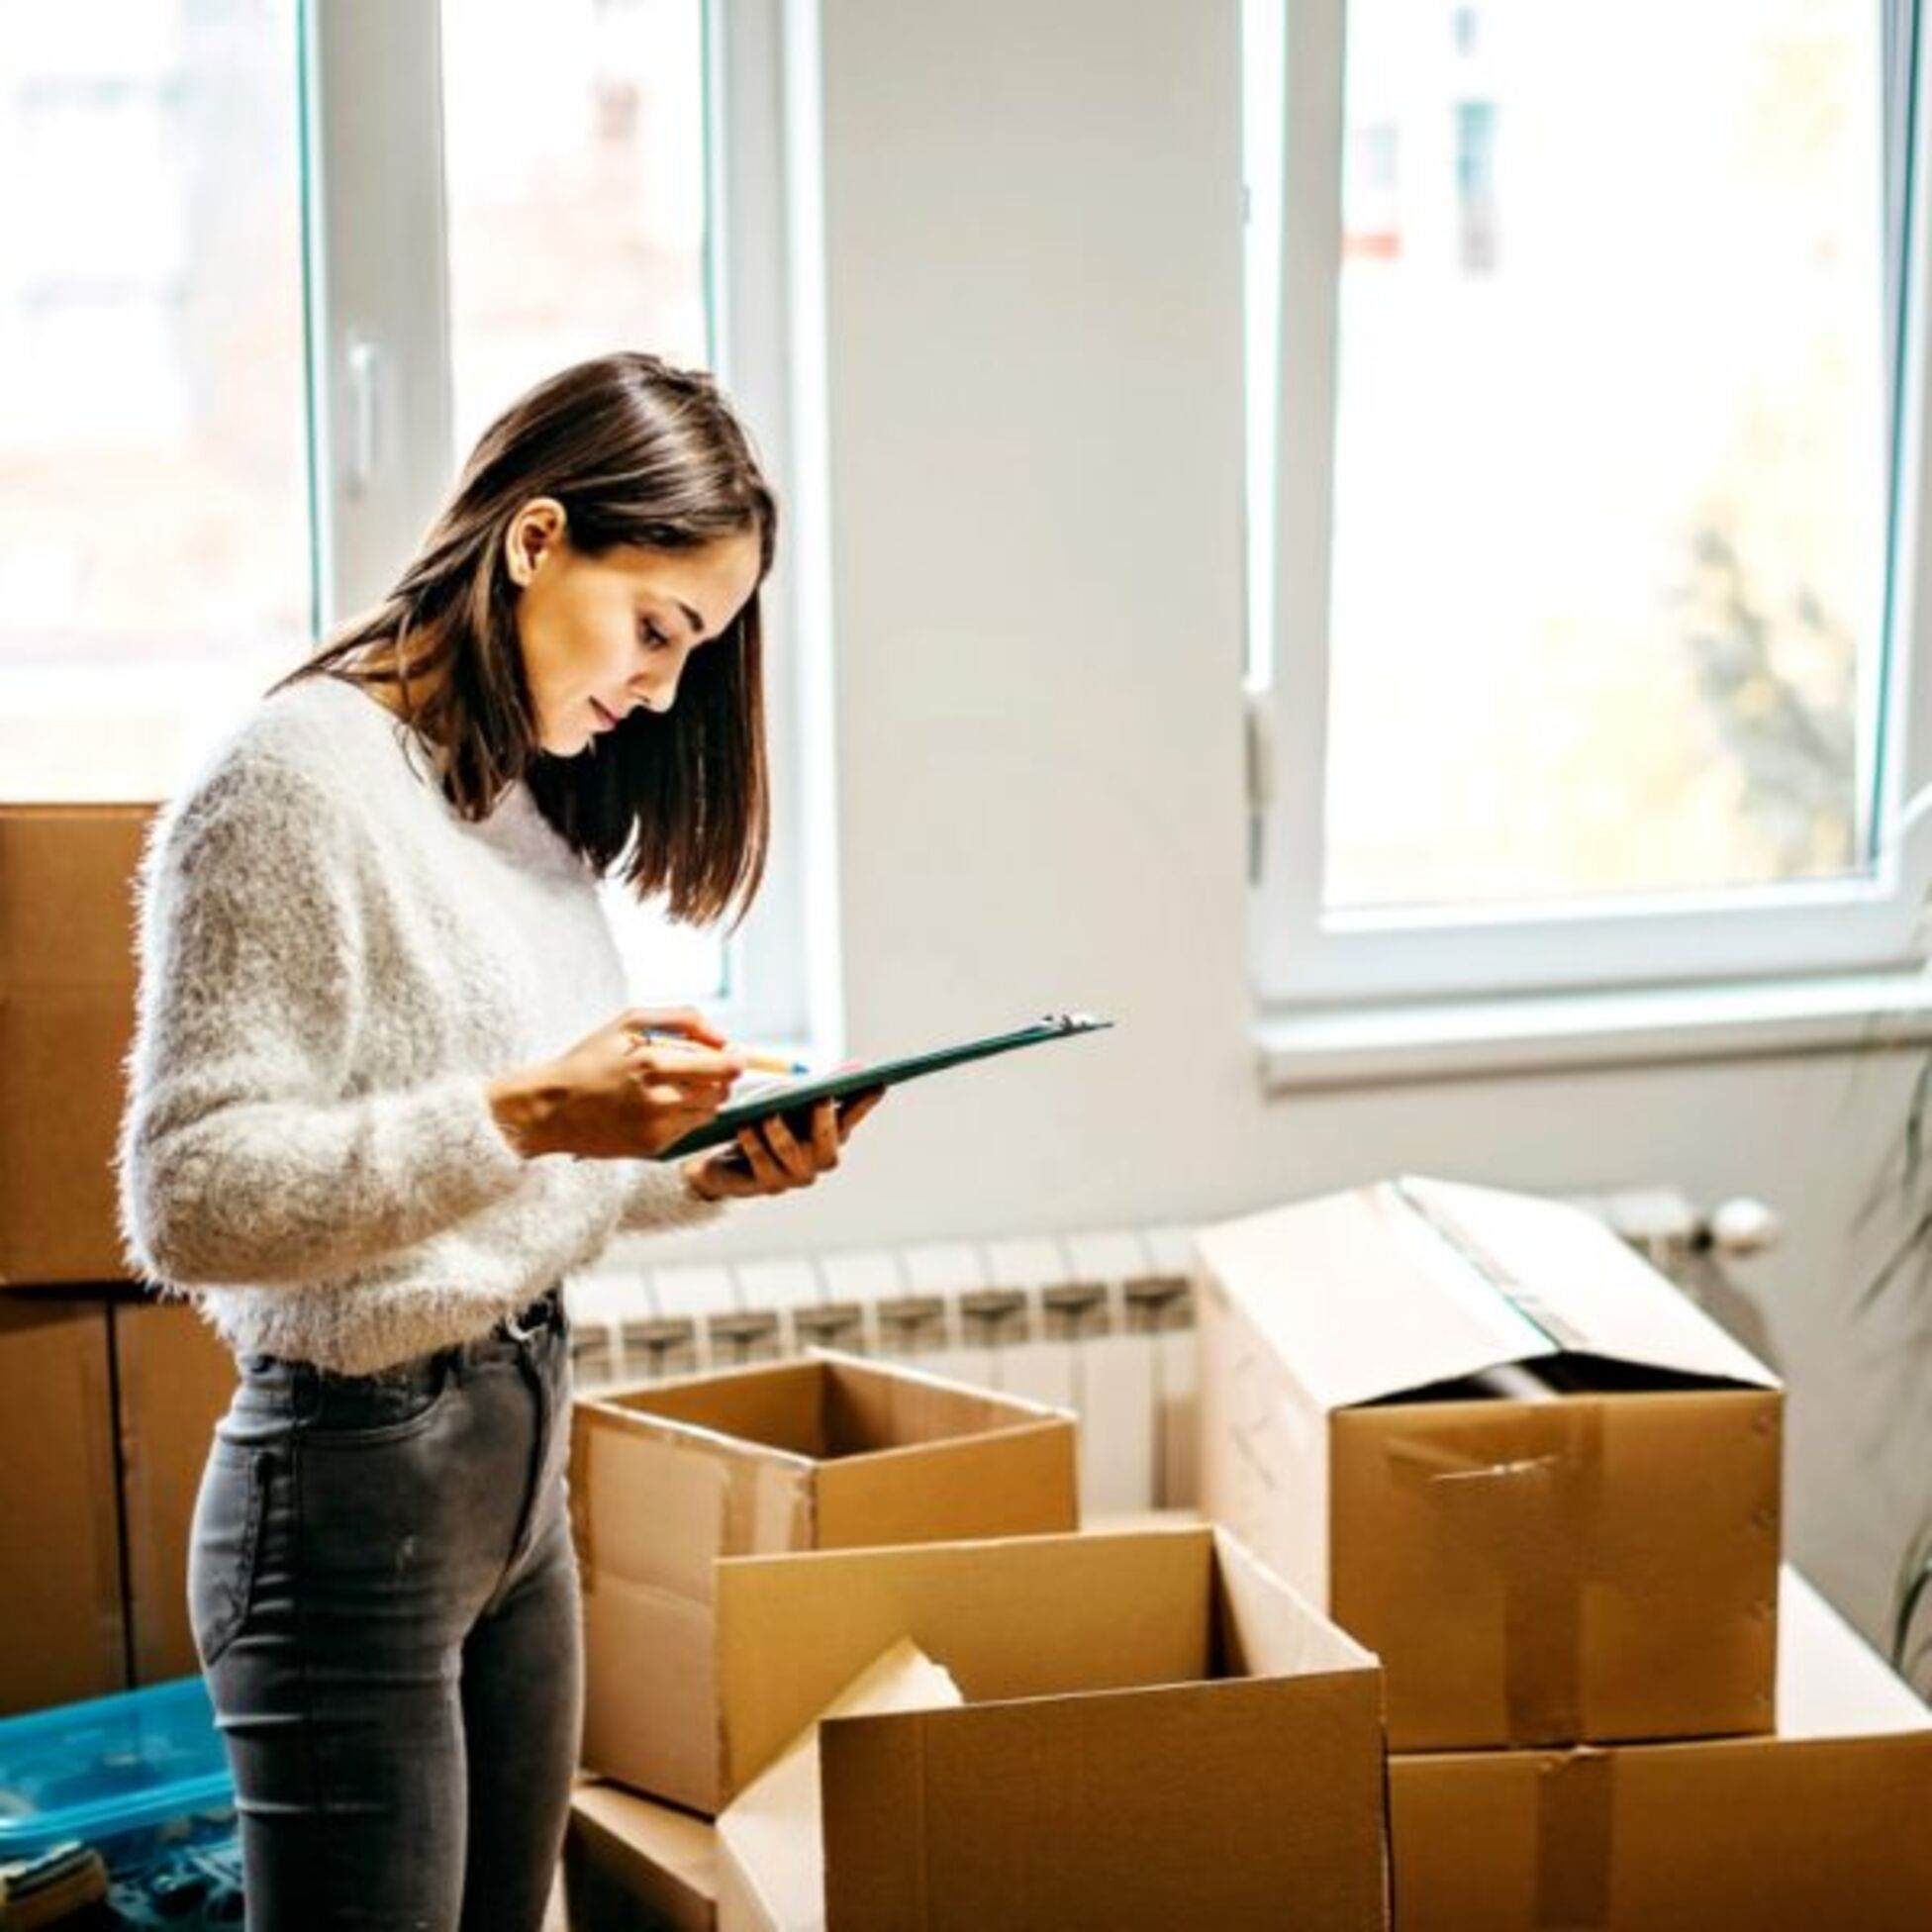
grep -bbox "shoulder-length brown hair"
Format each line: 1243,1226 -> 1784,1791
280,351 -> 775,927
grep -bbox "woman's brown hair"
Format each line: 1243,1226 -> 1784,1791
280,351 -> 775,927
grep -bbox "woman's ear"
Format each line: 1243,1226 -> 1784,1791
504,497 -> 568,588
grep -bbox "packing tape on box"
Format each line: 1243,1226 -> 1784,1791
1533,1745 -> 1614,1929
1392,1175 -> 1596,1357
1387,1400 -> 1605,1745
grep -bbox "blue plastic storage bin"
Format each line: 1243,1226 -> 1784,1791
0,1676 -> 234,1877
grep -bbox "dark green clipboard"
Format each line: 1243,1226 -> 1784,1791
655,1011 -> 1113,1160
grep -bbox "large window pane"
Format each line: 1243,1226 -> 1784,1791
0,0 -> 310,801
1323,0 -> 1884,912
440,0 -> 724,1005
440,0 -> 711,455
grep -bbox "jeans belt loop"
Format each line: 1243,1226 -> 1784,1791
502,1287 -> 559,1345
291,1360 -> 322,1425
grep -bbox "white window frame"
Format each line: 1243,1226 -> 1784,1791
1247,0 -> 1932,1014
302,0 -> 819,1043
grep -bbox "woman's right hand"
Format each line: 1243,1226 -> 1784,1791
485,1007 -> 746,1160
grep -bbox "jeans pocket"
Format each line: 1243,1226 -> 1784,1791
298,1361 -> 456,1446
189,1443 -> 274,1671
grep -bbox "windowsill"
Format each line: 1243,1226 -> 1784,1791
1257,970 -> 1932,1092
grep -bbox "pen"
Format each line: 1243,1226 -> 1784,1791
632,1029 -> 809,1077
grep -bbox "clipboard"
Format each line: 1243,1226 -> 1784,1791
655,1011 -> 1113,1160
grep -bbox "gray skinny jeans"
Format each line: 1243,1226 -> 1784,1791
189,1293 -> 581,1931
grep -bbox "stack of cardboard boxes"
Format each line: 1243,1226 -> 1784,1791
0,806 -> 238,1716
12,793 -> 1931,1923
1197,1174 -> 1932,1930
563,1354 -> 1393,1928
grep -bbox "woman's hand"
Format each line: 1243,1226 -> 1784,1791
487,1007 -> 745,1160
682,1089 -> 886,1203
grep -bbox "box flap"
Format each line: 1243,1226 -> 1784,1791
813,1419 -> 1077,1549
568,1781 -> 718,1930
1196,1176 -> 1776,1409
1400,1178 -> 1779,1390
716,1641 -> 962,1932
714,1526 -> 1214,1801
1209,1525 -> 1378,1681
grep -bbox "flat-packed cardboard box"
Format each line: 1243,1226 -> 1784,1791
0,806 -> 151,1285
710,1523 -> 1390,1929
1197,1175 -> 1783,1750
1389,1567 -> 1932,1930
566,1782 -> 720,1932
572,1351 -> 1080,1811
0,1295 -> 126,1712
113,1296 -> 239,1683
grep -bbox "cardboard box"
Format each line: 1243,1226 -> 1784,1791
1389,1567 -> 1932,1930
113,1296 -> 238,1683
566,1782 -> 719,1932
572,1351 -> 1079,1811
0,806 -> 151,1285
1197,1175 -> 1783,1750
0,1296 -> 126,1712
710,1523 -> 1390,1929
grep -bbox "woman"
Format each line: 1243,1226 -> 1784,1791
117,351 -> 876,1930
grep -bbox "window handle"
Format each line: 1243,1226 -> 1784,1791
344,335 -> 381,500
1244,685 -> 1277,887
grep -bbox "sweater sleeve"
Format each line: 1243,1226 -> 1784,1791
117,751 -> 531,1290
618,1160 -> 728,1234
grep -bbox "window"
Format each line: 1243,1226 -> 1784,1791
1244,0 -> 1929,1012
0,1 -> 310,802
2,0 -> 809,1037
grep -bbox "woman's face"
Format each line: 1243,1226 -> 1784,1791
506,500 -> 763,757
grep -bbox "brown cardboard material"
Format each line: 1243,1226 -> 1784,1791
1197,1175 -> 1783,1749
717,1641 -> 962,1931
572,1350 -> 1079,1811
113,1296 -> 238,1683
0,1296 -> 126,1712
566,1782 -> 720,1932
0,806 -> 151,1286
1388,1567 -> 1932,1930
713,1523 -> 1390,1930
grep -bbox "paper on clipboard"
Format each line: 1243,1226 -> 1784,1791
653,1012 -> 1113,1160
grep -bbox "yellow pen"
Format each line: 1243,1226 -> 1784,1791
633,1030 -> 809,1077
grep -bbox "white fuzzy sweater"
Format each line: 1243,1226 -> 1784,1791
118,674 -> 722,1374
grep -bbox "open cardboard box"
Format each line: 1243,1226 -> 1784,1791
0,805 -> 151,1286
572,1350 -> 1079,1811
1389,1567 -> 1932,1930
709,1522 -> 1390,1930
1197,1176 -> 1783,1750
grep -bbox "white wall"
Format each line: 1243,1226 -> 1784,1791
627,0 -> 1932,1656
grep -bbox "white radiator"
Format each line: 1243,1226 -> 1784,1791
569,1223 -> 1201,1516
568,1189 -> 1779,1519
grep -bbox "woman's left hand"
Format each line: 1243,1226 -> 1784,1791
682,1089 -> 885,1203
